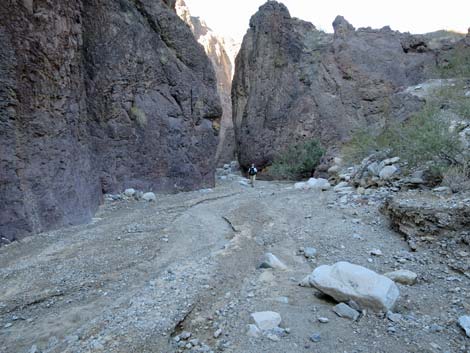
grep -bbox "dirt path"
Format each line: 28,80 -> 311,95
1,179 -> 469,353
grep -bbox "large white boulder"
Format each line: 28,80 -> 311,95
251,311 -> 282,330
309,261 -> 400,311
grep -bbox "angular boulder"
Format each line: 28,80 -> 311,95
251,311 -> 282,331
309,261 -> 400,311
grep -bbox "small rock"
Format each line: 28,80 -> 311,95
369,249 -> 383,256
379,165 -> 399,180
386,311 -> 402,323
429,324 -> 444,333
180,331 -> 192,340
247,324 -> 261,338
433,186 -> 452,194
318,317 -> 329,323
309,332 -> 321,342
384,270 -> 418,285
4,322 -> 12,328
251,311 -> 282,330
458,316 -> 470,337
266,333 -> 281,342
29,345 -> 39,353
382,157 -> 400,166
303,247 -> 317,259
213,328 -> 223,338
367,162 -> 381,176
124,188 -> 136,197
258,253 -> 288,270
333,303 -> 360,321
142,192 -> 156,202
307,178 -> 331,191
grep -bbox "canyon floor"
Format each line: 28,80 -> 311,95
1,177 -> 469,353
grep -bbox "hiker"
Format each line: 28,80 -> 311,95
248,163 -> 258,187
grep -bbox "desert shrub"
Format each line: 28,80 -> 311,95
430,83 -> 470,120
442,160 -> 470,192
438,47 -> 470,78
342,104 -> 462,171
130,105 -> 147,127
269,139 -> 325,180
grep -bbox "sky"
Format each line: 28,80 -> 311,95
184,0 -> 470,41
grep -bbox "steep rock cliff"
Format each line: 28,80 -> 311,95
176,0 -> 237,165
0,0 -> 221,242
232,2 -> 435,169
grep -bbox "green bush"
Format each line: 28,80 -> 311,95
430,83 -> 470,120
442,161 -> 470,192
437,47 -> 470,78
269,139 -> 325,180
343,104 -> 462,171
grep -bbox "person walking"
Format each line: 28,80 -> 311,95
248,163 -> 258,187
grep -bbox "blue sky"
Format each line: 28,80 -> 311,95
185,0 -> 470,40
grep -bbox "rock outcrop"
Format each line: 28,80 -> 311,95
176,0 -> 237,165
0,0 -> 221,242
232,1 -> 436,169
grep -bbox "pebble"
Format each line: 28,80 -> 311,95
369,249 -> 383,256
213,329 -> 222,338
180,331 -> 192,340
309,332 -> 321,342
318,317 -> 329,323
4,322 -> 12,328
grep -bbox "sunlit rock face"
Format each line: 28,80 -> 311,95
0,0 -> 221,242
176,0 -> 240,165
232,1 -> 439,169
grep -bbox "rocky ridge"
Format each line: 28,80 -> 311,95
0,0 -> 221,242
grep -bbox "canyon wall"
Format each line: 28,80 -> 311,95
176,0 -> 239,165
0,0 -> 221,242
232,1 -> 437,169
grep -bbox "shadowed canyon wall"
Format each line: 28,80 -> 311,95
0,0 -> 221,242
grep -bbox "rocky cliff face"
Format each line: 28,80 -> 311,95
232,1 -> 436,169
0,0 -> 221,242
176,0 -> 238,165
